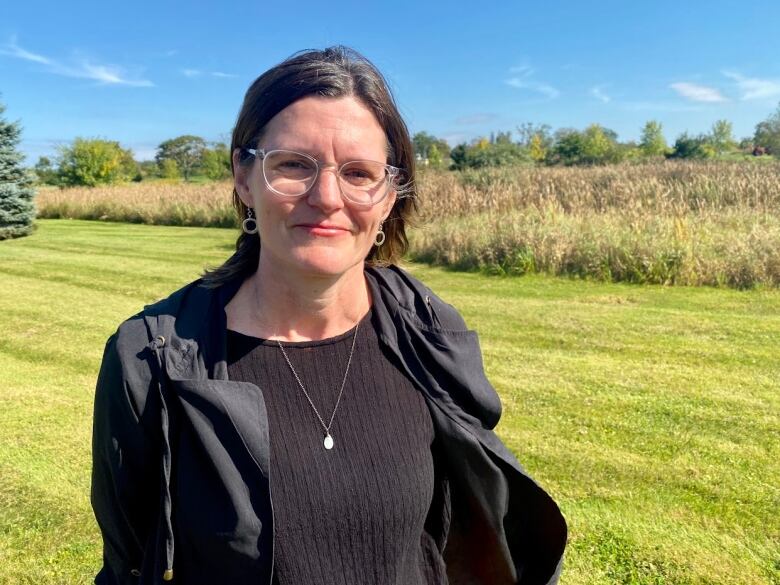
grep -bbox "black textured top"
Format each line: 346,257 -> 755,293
226,310 -> 448,584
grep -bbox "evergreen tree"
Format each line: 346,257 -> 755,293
0,101 -> 36,239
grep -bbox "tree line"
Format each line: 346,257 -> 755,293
34,135 -> 231,187
30,101 -> 780,187
414,103 -> 780,169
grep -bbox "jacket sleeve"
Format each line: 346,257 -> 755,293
91,328 -> 159,584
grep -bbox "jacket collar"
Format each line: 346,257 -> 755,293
150,265 -> 429,380
144,264 -> 501,430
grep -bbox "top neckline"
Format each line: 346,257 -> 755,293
226,309 -> 372,349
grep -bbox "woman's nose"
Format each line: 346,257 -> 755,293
306,167 -> 344,212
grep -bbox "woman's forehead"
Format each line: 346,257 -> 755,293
260,96 -> 388,154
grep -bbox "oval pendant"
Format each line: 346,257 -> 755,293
323,434 -> 334,450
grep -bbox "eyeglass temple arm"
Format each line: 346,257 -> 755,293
243,148 -> 264,159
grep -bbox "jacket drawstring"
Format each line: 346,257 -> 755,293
425,295 -> 443,329
151,335 -> 175,582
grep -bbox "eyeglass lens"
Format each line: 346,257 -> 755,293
262,150 -> 391,205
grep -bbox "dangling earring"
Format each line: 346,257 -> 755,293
374,222 -> 386,247
242,208 -> 258,235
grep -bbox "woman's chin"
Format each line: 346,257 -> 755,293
284,248 -> 366,279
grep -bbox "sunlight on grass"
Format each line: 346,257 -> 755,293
1,220 -> 778,584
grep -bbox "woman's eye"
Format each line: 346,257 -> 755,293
280,160 -> 310,170
344,169 -> 371,179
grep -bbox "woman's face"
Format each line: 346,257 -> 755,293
234,95 -> 396,280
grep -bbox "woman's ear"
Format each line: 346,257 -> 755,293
232,148 -> 254,207
381,190 -> 397,223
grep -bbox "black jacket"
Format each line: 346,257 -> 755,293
91,265 -> 567,585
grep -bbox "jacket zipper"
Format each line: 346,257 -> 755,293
267,482 -> 275,585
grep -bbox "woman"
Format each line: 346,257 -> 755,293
92,46 -> 566,585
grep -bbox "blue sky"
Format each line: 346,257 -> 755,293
2,0 -> 779,163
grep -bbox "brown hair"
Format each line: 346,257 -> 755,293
201,46 -> 417,287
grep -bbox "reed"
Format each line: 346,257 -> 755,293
35,160 -> 780,288
37,180 -> 237,227
410,161 -> 780,288
414,160 -> 780,220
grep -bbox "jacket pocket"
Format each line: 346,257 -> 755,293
168,378 -> 274,584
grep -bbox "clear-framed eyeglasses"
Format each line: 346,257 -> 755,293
243,148 -> 403,208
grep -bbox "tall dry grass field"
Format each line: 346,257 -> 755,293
37,180 -> 237,227
415,160 -> 779,218
413,161 -> 780,288
36,160 -> 780,288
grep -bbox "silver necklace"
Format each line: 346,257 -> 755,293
276,322 -> 359,450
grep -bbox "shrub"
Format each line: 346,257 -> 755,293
668,133 -> 716,160
201,144 -> 231,180
159,158 -> 182,180
33,156 -> 60,186
448,140 -> 530,169
754,102 -> 780,155
57,138 -> 137,186
547,125 -> 623,166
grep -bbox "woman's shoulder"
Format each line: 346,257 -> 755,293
138,277 -> 211,320
98,277 -> 216,420
365,264 -> 469,332
114,277 -> 216,336
107,277 -> 215,366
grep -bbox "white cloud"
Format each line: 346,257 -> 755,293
590,86 -> 611,103
182,68 -> 236,79
509,65 -> 533,75
621,101 -> 703,112
722,70 -> 780,101
505,65 -> 560,99
1,37 -> 153,87
0,36 -> 51,65
670,82 -> 727,103
70,61 -> 154,87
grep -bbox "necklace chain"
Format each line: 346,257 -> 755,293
276,321 -> 359,448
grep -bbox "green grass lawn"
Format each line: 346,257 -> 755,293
1,219 -> 778,584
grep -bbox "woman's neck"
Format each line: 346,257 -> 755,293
236,256 -> 370,342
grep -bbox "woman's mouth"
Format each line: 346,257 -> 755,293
295,223 -> 352,237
